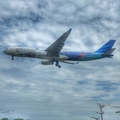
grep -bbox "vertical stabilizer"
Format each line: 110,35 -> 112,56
95,40 -> 116,53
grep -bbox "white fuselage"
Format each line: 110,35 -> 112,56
3,47 -> 68,60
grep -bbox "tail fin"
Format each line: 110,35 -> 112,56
95,40 -> 116,53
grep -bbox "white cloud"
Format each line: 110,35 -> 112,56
0,0 -> 120,120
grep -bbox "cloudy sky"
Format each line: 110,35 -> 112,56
0,0 -> 120,120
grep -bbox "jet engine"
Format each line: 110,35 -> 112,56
41,60 -> 53,65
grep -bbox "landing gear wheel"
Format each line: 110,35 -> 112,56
58,65 -> 61,68
12,56 -> 14,60
55,64 -> 61,68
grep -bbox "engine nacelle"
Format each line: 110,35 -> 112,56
41,60 -> 53,65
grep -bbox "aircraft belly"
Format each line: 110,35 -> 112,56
78,57 -> 102,61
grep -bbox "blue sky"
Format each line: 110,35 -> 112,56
0,0 -> 120,120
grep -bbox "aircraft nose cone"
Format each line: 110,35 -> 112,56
3,49 -> 7,53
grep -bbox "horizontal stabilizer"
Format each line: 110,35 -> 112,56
103,48 -> 116,56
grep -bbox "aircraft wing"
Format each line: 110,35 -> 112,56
45,28 -> 72,57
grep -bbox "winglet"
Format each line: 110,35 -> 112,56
67,28 -> 72,33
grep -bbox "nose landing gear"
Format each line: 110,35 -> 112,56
12,56 -> 14,60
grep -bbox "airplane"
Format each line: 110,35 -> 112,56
3,28 -> 116,68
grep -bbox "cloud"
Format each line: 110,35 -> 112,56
0,0 -> 120,120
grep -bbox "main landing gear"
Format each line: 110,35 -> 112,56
52,58 -> 61,68
55,62 -> 61,68
12,56 -> 14,60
